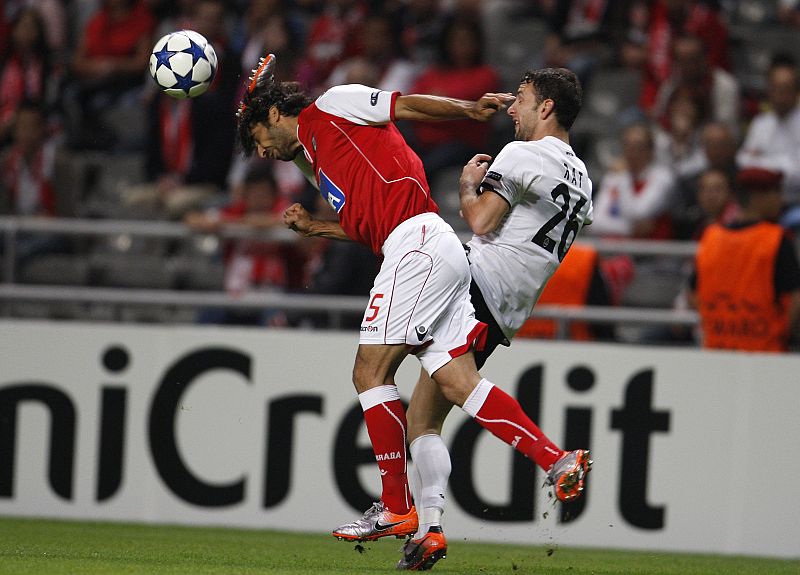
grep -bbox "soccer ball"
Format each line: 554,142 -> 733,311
149,30 -> 217,99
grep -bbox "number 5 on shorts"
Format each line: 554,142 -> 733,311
365,293 -> 384,322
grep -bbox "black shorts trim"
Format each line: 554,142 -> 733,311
469,280 -> 509,370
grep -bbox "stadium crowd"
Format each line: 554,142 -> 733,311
1,0 -> 800,349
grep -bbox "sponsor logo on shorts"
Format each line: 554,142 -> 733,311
486,170 -> 502,181
415,325 -> 428,342
360,325 -> 378,332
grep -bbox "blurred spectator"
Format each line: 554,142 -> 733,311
651,34 -> 740,135
326,11 -> 418,93
292,197 -> 377,328
672,121 -> 740,238
689,168 -> 741,239
588,122 -> 677,239
700,121 -> 739,178
0,7 -> 61,147
779,0 -> 800,27
66,0 -> 156,149
689,167 -> 800,351
150,0 -> 198,37
0,100 -> 55,216
295,0 -> 367,94
0,100 -> 66,270
226,154 -> 311,209
1,1 -> 66,55
736,55 -> 800,208
123,0 -> 240,219
541,0 -> 631,89
654,89 -> 706,180
184,163 -> 292,326
235,0 -> 305,84
622,0 -> 730,114
389,0 -> 445,67
406,15 -> 500,182
516,243 -> 614,341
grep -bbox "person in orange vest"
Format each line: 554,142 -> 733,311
516,243 -> 613,341
689,167 -> 800,351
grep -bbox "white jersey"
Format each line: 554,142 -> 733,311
467,136 -> 593,339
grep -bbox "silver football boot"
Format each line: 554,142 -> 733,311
332,501 -> 418,541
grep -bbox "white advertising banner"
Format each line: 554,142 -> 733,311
0,320 -> 798,558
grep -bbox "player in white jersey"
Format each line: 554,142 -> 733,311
396,68 -> 594,571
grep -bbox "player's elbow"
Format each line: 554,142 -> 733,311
464,213 -> 499,236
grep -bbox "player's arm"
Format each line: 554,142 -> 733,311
459,154 -> 509,236
394,93 -> 515,122
283,203 -> 351,240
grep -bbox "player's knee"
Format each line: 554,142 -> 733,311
352,362 -> 392,394
407,413 -> 445,441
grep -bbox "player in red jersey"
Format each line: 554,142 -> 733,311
236,55 -> 588,551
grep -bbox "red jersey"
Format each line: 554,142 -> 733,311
297,84 -> 438,255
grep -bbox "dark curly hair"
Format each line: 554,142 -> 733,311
236,81 -> 313,156
520,68 -> 582,131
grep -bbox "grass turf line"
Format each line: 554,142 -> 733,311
0,517 -> 798,575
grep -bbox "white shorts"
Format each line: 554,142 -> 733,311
359,213 -> 487,375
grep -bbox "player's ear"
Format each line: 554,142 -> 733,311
268,105 -> 281,124
540,99 -> 555,120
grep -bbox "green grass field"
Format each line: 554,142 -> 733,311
0,517 -> 797,575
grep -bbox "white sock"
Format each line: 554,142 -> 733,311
409,434 -> 451,538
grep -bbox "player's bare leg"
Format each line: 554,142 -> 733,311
332,343 -> 419,541
407,368 -> 452,440
432,352 -> 591,501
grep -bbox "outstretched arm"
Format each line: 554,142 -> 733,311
283,203 -> 351,240
394,93 -> 515,122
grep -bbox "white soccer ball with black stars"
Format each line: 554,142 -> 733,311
149,30 -> 217,99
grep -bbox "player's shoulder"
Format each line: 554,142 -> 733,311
499,136 -> 575,156
318,83 -> 398,103
321,83 -> 374,96
496,139 -> 541,161
314,84 -> 398,123
316,84 -> 368,106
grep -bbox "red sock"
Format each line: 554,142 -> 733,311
462,379 -> 563,471
359,385 -> 411,514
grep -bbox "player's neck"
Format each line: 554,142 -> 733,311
530,126 -> 569,145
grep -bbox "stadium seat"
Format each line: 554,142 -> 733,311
90,253 -> 176,289
572,67 -> 642,140
484,6 -> 548,89
175,258 -> 226,291
730,0 -> 780,25
731,25 -> 800,94
18,254 -> 91,286
620,258 -> 687,309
